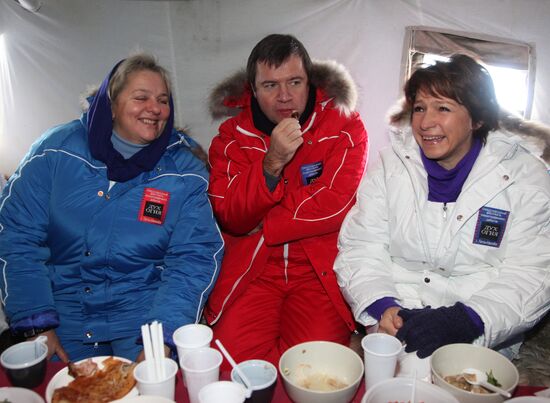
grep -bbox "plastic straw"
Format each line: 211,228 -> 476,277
157,322 -> 166,379
141,324 -> 155,380
151,321 -> 162,381
142,321 -> 167,381
215,339 -> 253,398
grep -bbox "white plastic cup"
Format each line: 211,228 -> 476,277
395,351 -> 431,381
133,357 -> 178,400
173,323 -> 213,360
362,333 -> 403,390
173,324 -> 214,386
0,335 -> 48,388
180,347 -> 223,403
198,380 -> 247,403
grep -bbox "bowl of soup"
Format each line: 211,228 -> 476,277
279,341 -> 364,403
431,343 -> 519,403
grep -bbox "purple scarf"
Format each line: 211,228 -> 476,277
87,60 -> 174,182
421,138 -> 482,203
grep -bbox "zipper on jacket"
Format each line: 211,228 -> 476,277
442,202 -> 448,220
283,243 -> 289,284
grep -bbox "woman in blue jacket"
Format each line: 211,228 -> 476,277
0,54 -> 223,362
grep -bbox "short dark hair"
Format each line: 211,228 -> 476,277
246,34 -> 312,89
404,54 -> 499,143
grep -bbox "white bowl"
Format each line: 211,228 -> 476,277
0,387 -> 44,403
361,377 -> 459,403
279,341 -> 364,403
431,343 -> 519,403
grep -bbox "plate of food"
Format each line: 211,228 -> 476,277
0,387 -> 45,403
45,356 -> 138,403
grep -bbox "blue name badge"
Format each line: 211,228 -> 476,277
300,161 -> 323,185
472,206 -> 510,248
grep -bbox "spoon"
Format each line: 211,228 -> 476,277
33,335 -> 48,360
462,368 -> 511,398
215,339 -> 253,398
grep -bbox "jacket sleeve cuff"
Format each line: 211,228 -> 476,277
461,303 -> 485,334
263,169 -> 281,192
11,310 -> 60,333
366,297 -> 401,321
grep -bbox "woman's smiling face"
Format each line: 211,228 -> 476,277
411,89 -> 478,170
111,70 -> 170,145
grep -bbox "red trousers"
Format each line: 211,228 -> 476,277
212,244 -> 350,370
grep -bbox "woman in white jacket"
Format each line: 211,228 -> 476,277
335,54 -> 550,362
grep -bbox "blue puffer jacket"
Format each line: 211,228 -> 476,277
0,113 -> 223,345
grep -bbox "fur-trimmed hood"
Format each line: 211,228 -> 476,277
208,59 -> 358,120
388,99 -> 550,164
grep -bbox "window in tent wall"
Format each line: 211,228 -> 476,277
400,26 -> 535,119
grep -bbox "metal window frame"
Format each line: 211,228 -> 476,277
400,26 -> 536,119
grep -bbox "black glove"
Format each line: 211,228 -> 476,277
395,306 -> 431,321
396,302 -> 483,358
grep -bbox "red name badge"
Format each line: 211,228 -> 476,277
139,188 -> 170,225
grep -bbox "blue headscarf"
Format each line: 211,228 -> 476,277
87,59 -> 174,182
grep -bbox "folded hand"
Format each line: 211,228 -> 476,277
396,303 -> 482,358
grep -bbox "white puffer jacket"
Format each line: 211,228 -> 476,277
334,115 -> 550,350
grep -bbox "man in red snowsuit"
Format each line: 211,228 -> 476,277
205,34 -> 368,367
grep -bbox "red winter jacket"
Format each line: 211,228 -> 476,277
205,60 -> 368,331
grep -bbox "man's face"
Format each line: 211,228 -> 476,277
253,54 -> 309,124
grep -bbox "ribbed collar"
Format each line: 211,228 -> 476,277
421,137 -> 483,203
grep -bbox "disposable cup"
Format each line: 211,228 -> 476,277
230,359 -> 277,403
173,324 -> 213,386
180,347 -> 222,403
395,350 -> 431,381
361,333 -> 403,390
0,335 -> 48,388
133,357 -> 178,400
198,380 -> 247,403
173,324 -> 213,360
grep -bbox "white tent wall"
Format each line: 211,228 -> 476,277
0,0 -> 549,176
